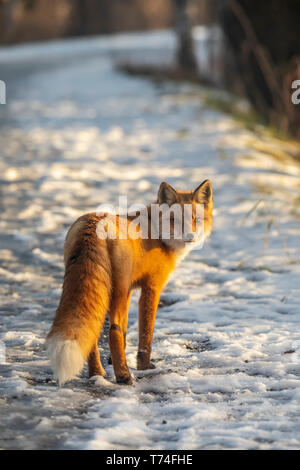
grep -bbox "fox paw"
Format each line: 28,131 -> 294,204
137,351 -> 156,370
137,361 -> 156,371
88,367 -> 106,378
116,375 -> 133,385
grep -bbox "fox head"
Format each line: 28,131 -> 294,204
155,180 -> 213,251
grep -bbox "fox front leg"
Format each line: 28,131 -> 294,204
137,284 -> 161,370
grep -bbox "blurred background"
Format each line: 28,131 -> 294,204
0,0 -> 299,139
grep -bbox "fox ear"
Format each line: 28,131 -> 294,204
193,180 -> 212,204
158,182 -> 178,206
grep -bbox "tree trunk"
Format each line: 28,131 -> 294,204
70,0 -> 89,36
174,0 -> 197,73
3,0 -> 18,40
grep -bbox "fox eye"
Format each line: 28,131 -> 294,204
195,217 -> 201,223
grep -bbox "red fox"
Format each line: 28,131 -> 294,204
46,180 -> 213,386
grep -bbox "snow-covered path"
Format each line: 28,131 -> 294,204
0,33 -> 300,450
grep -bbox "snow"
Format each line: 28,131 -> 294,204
0,30 -> 300,450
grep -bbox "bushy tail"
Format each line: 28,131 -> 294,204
46,216 -> 111,386
46,336 -> 85,386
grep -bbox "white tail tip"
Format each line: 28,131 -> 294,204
46,336 -> 85,386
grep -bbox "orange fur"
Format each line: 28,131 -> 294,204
46,180 -> 213,385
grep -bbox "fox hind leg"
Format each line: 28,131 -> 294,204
108,292 -> 131,365
109,289 -> 132,385
88,342 -> 106,378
